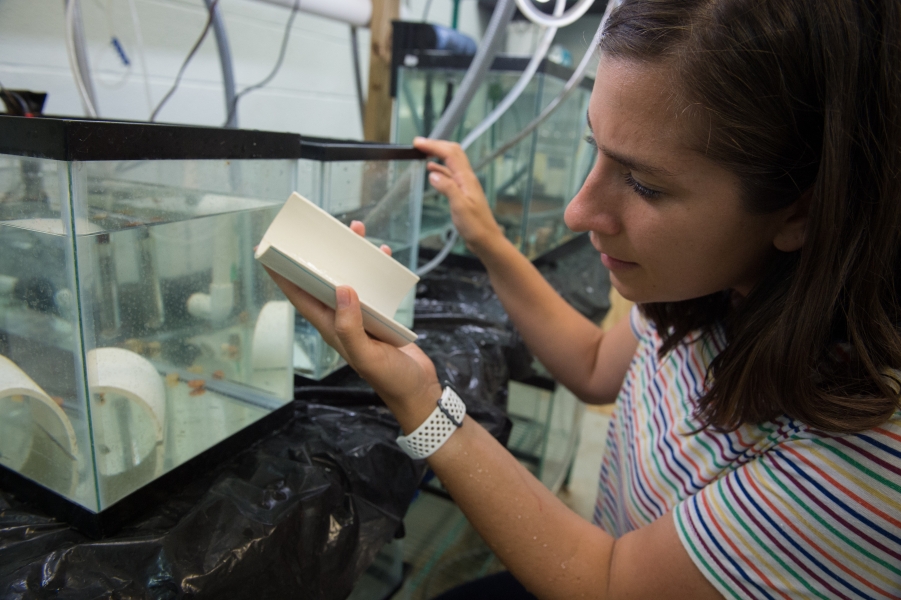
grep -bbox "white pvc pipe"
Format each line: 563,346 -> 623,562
253,0 -> 372,27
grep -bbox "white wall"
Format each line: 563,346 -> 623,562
0,0 -> 382,138
0,0 -> 596,139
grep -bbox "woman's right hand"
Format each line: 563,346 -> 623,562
413,137 -> 505,256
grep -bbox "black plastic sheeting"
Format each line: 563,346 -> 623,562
534,234 -> 611,323
415,233 -> 611,384
0,403 -> 424,600
294,323 -> 514,446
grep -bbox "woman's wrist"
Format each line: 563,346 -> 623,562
393,381 -> 446,435
467,226 -> 513,263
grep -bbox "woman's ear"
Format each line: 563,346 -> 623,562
773,188 -> 812,252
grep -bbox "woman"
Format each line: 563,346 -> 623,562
267,0 -> 901,596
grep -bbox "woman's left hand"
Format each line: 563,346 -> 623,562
263,221 -> 442,428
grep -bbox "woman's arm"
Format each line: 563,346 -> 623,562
414,138 -> 636,404
322,285 -> 720,600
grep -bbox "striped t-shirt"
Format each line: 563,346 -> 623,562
594,305 -> 901,599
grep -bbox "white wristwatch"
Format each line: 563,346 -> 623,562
396,385 -> 466,459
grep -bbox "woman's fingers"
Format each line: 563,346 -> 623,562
427,162 -> 453,178
414,137 -> 473,173
350,220 -> 391,256
428,169 -> 465,205
263,266 -> 348,357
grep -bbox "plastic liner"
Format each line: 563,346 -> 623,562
414,234 -> 610,384
414,268 -> 510,328
296,325 -> 513,447
0,402 -> 425,600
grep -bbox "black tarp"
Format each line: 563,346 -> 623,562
0,403 -> 424,600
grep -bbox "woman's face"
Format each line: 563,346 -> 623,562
564,58 -> 792,303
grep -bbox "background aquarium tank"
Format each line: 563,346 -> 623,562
0,116 -> 423,532
392,51 -> 596,260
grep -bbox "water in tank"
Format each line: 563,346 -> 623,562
0,117 -> 423,516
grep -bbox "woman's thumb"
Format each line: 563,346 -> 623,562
334,286 -> 371,362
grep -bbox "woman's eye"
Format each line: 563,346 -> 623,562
625,173 -> 662,199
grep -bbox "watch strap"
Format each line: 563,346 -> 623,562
397,386 -> 466,459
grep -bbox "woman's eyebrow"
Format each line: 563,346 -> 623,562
586,111 -> 676,177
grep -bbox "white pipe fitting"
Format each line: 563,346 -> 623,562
186,283 -> 234,321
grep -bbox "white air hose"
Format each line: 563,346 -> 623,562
65,0 -> 99,117
459,0 -> 567,150
417,0 -> 568,276
514,0 -> 598,28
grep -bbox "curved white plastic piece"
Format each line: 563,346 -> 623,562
0,354 -> 80,471
86,347 -> 165,476
250,301 -> 296,400
513,0 -> 597,28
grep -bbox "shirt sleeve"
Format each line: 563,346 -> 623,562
674,422 -> 901,600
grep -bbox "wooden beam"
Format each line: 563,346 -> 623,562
363,0 -> 400,142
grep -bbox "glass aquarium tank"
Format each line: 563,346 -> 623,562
393,52 -> 596,260
0,116 -> 423,530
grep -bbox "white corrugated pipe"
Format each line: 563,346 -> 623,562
252,0 -> 372,27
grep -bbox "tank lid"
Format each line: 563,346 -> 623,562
0,116 -> 425,162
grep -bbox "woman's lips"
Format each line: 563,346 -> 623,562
601,253 -> 638,271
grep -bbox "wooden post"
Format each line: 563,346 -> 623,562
363,0 -> 400,142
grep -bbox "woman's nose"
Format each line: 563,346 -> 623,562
564,159 -> 623,236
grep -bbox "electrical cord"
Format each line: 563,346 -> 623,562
150,0 -> 221,122
350,24 -> 366,127
223,0 -> 300,127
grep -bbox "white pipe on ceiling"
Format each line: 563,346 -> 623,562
252,0 -> 372,27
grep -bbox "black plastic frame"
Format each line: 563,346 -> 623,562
0,400 -> 297,538
0,115 -> 425,162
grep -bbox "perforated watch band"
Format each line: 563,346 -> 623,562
396,386 -> 466,459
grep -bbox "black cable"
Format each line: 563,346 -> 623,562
223,0 -> 300,127
349,25 -> 366,127
149,0 -> 221,122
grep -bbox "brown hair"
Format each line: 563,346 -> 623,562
600,0 -> 901,432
